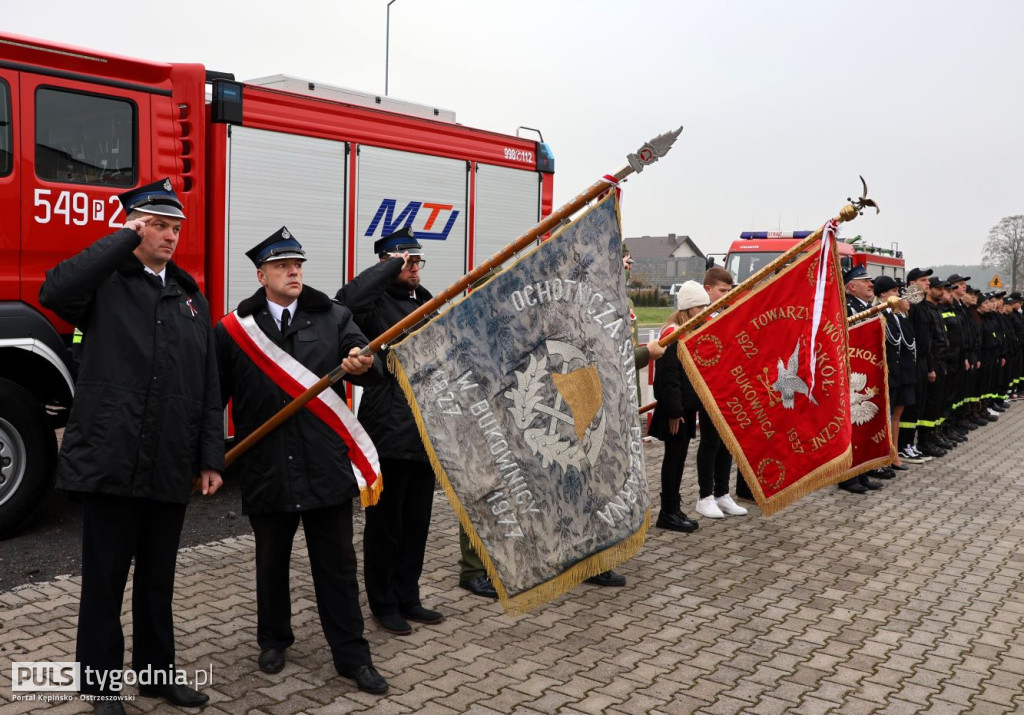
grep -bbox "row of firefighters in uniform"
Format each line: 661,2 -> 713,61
854,267 -> 1023,467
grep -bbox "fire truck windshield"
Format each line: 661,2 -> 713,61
725,251 -> 777,283
725,250 -> 855,284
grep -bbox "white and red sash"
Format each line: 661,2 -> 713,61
221,311 -> 382,507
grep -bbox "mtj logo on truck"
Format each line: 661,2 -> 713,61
365,199 -> 461,241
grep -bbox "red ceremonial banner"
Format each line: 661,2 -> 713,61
679,229 -> 852,515
837,317 -> 894,479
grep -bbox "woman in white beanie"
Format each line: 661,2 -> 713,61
647,281 -> 709,532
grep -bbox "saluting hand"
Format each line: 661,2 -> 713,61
342,347 -> 374,375
124,215 -> 154,235
389,251 -> 412,270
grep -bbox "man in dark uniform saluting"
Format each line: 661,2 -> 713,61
214,228 -> 389,694
39,179 -> 223,713
336,228 -> 446,636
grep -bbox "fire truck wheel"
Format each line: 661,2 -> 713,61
0,379 -> 57,539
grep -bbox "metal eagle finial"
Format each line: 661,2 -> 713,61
847,175 -> 880,215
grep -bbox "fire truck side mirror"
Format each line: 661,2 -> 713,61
211,80 -> 244,124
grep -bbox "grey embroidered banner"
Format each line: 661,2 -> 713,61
389,194 -> 649,613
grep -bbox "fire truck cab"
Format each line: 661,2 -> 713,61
0,32 -> 555,537
724,231 -> 905,284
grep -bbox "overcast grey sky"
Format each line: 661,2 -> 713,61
6,0 -> 1023,266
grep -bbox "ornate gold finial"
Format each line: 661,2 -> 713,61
847,175 -> 880,215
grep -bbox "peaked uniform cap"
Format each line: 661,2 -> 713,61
373,226 -> 423,257
245,226 -> 307,267
118,178 -> 185,219
843,266 -> 871,284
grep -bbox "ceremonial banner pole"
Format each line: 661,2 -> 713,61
635,297 -> 898,418
655,177 -> 881,351
225,127 -> 685,467
848,296 -> 901,325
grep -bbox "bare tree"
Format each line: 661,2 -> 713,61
982,215 -> 1024,292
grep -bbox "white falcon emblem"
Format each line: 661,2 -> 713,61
849,372 -> 879,425
771,342 -> 817,409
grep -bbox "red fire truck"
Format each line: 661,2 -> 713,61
723,231 -> 905,284
0,32 -> 555,536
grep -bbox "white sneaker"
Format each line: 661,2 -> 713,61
695,495 -> 725,519
715,494 -> 748,516
899,449 -> 926,464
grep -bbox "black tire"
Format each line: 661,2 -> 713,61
0,378 -> 57,539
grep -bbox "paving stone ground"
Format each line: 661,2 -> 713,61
2,402 -> 1023,714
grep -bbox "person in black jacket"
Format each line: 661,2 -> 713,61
874,276 -> 915,473
214,228 -> 388,695
898,267 -> 935,463
648,282 -> 706,533
336,228 -> 447,636
39,179 -> 222,713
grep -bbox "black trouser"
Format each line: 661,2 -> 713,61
363,458 -> 435,617
962,364 -> 979,411
919,368 -> 947,443
248,503 -> 370,669
659,432 -> 692,514
946,361 -> 964,419
696,405 -> 732,499
899,370 -> 930,448
77,493 -> 186,696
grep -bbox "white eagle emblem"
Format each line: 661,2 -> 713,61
849,372 -> 880,425
162,178 -> 172,191
771,342 -> 816,409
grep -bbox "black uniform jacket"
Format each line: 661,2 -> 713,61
648,332 -> 701,441
335,257 -> 432,462
39,228 -> 224,503
215,286 -> 384,515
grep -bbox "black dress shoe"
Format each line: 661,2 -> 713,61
838,482 -> 868,494
138,682 -> 209,707
91,702 -> 126,715
874,468 -> 896,479
656,510 -> 699,533
891,463 -> 909,472
919,443 -> 947,458
459,575 -> 498,599
258,647 -> 286,674
862,479 -> 883,490
374,613 -> 413,636
338,664 -> 389,695
586,570 -> 626,587
400,604 -> 445,624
